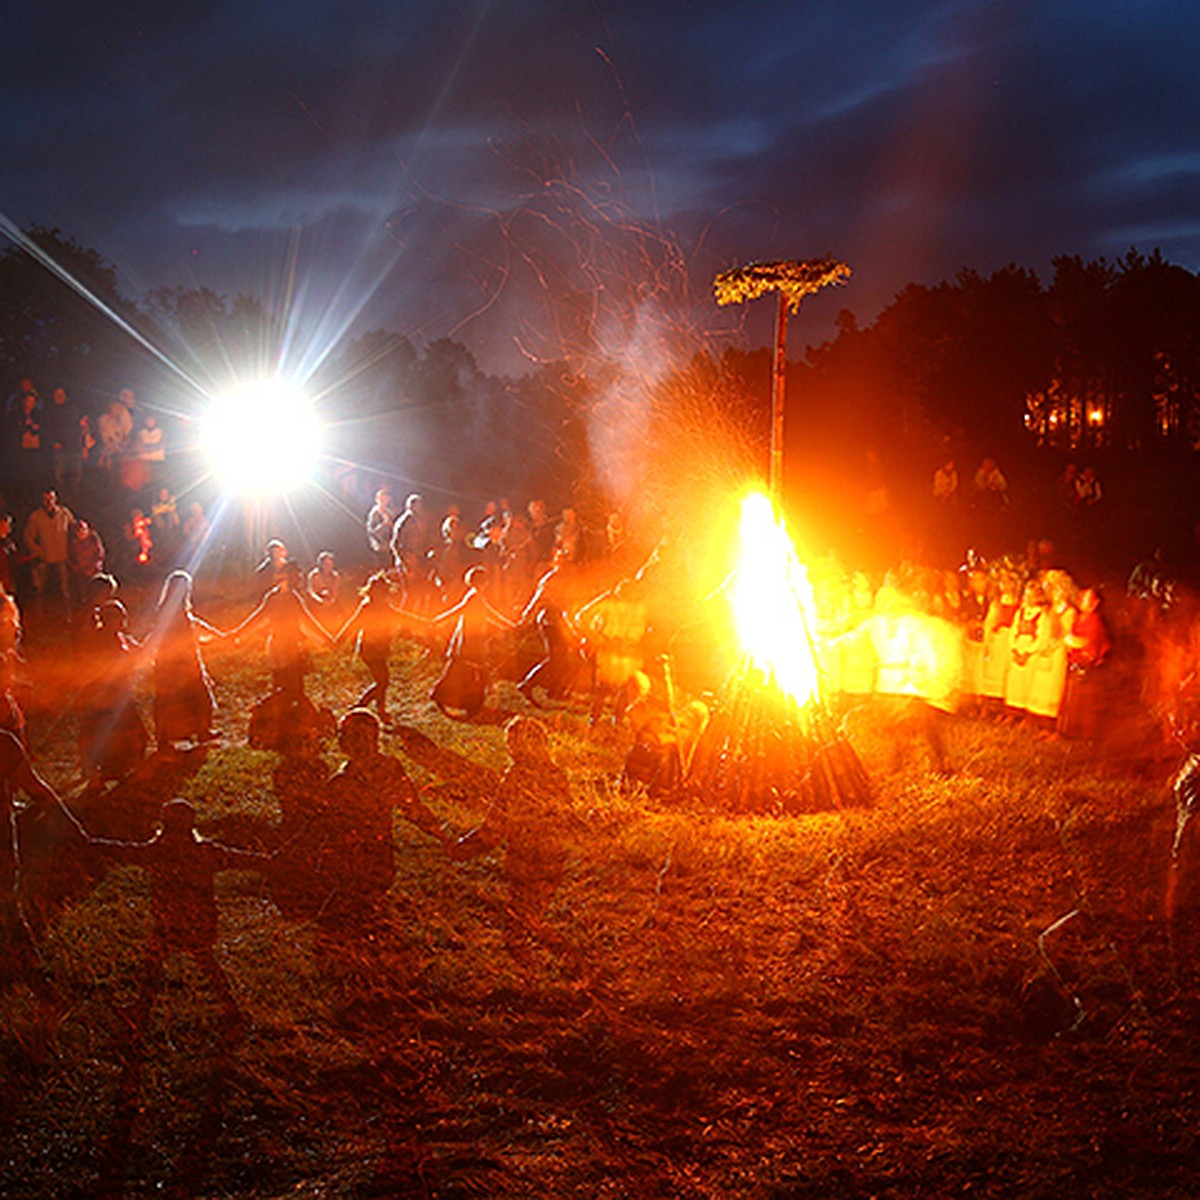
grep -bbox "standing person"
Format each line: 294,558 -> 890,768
232,560 -> 334,702
306,550 -> 344,615
1058,586 -> 1113,742
97,388 -> 135,472
253,538 -> 289,593
77,411 -> 97,492
119,412 -> 154,496
474,499 -> 502,540
135,413 -> 166,488
0,561 -> 22,681
980,570 -> 1020,718
4,376 -> 38,426
432,513 -> 476,605
527,499 -> 557,573
1,727 -> 65,973
148,570 -> 225,751
958,563 -> 992,712
0,631 -> 26,746
75,600 -> 147,785
42,386 -> 82,500
391,492 -> 433,610
114,391 -> 152,496
576,577 -> 648,726
1027,569 -> 1078,729
150,485 -> 181,565
517,566 -> 583,706
23,489 -> 74,621
365,486 -> 395,570
8,386 -> 44,507
66,518 -> 105,607
0,575 -> 21,658
972,457 -> 1010,553
87,798 -> 265,1036
475,520 -> 506,577
553,507 -> 582,567
429,565 -> 515,718
73,572 -> 119,649
336,572 -> 401,722
1004,581 -> 1052,724
1058,463 -> 1080,509
501,512 -> 537,613
181,500 -> 212,560
0,512 -> 20,598
931,457 -> 960,556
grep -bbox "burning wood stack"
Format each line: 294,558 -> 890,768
687,675 -> 871,814
686,492 -> 871,813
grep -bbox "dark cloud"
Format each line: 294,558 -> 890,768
3,0 -> 1196,373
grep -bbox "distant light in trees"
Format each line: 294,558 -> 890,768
201,378 -> 321,496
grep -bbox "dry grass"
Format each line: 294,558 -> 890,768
3,614 -> 1200,1198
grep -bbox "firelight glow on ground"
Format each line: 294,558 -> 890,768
201,379 -> 322,496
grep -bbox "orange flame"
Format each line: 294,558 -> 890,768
731,492 -> 822,706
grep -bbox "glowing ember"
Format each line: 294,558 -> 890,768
731,492 -> 821,707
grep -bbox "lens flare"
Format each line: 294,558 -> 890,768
201,379 -> 321,495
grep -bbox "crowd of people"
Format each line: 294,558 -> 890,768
928,454 -> 1104,517
2,379 -> 213,587
0,416 -> 1168,813
2,372 -> 1196,974
811,545 -> 1116,773
0,394 -> 648,974
0,395 -> 606,995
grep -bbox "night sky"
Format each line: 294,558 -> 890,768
4,0 -> 1198,376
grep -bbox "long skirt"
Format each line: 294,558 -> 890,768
432,655 -> 486,716
981,626 -> 1012,701
155,653 -> 215,744
79,697 -> 147,780
1058,665 -> 1108,740
1027,646 -> 1068,721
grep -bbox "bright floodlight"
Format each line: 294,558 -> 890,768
202,379 -> 321,495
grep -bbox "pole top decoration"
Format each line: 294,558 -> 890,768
714,257 -> 852,315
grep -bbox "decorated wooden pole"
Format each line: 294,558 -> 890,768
770,291 -> 788,502
714,257 -> 851,502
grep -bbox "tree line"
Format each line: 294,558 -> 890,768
3,225 -> 1198,533
793,248 -> 1200,460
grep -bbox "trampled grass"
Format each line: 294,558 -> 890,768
3,615 -> 1200,1198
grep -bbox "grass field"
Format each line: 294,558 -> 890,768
3,598 -> 1200,1199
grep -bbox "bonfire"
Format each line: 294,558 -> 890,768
687,492 -> 870,813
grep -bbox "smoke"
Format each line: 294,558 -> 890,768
585,294 -> 682,504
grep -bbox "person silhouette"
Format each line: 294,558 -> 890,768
1,728 -> 79,973
450,716 -> 574,960
87,797 -> 267,1195
90,798 -> 267,1033
307,709 -> 448,931
147,569 -> 225,751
